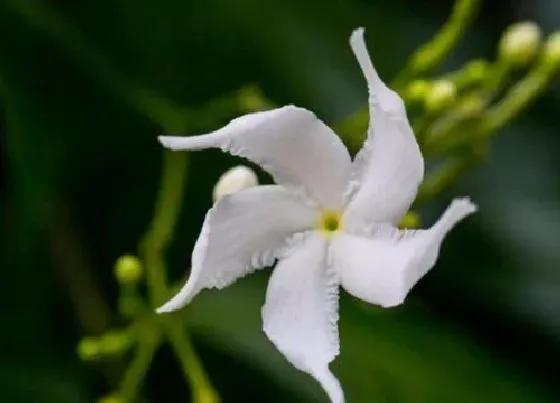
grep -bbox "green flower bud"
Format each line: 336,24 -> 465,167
542,32 -> 560,67
213,165 -> 259,202
77,337 -> 101,361
405,80 -> 430,102
399,211 -> 421,229
424,80 -> 456,112
99,330 -> 133,355
499,22 -> 542,66
238,86 -> 269,112
114,255 -> 143,284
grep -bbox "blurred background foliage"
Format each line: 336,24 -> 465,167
1,0 -> 560,402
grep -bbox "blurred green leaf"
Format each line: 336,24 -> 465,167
184,273 -> 556,402
0,357 -> 88,403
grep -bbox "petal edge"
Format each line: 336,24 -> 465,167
262,232 -> 344,403
159,106 -> 351,209
334,198 -> 477,308
345,28 -> 424,226
157,186 -> 317,313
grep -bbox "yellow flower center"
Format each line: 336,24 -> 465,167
318,210 -> 341,236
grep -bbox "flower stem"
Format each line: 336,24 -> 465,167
336,0 -> 480,151
139,152 -> 188,305
481,61 -> 558,135
138,150 -> 219,402
421,60 -> 511,156
416,156 -> 475,202
392,0 -> 480,89
165,322 -> 220,403
118,327 -> 160,402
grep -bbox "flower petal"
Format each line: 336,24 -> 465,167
344,28 -> 424,226
333,198 -> 476,308
262,232 -> 344,403
159,106 -> 351,209
156,186 -> 317,313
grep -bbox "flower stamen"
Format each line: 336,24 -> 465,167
319,210 -> 341,236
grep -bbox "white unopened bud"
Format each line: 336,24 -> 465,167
213,165 -> 259,202
499,22 -> 542,66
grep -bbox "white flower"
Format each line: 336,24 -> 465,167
156,27 -> 477,403
212,165 -> 259,202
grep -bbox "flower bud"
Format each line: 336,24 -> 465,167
424,80 -> 456,113
77,337 -> 101,361
499,22 -> 542,66
399,211 -> 421,229
238,86 -> 270,112
213,165 -> 258,202
542,32 -> 560,67
405,80 -> 430,102
114,255 -> 143,284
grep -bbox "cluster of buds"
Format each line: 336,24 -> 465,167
78,167 -> 256,402
336,0 -> 560,227
406,19 -> 560,129
390,14 -> 560,203
77,255 -> 142,358
76,255 -> 143,402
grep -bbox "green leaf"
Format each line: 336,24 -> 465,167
183,273 -> 555,402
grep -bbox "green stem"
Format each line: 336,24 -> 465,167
481,60 -> 510,94
336,0 -> 480,151
416,155 -> 475,202
441,59 -> 488,91
138,148 -> 218,401
481,62 -> 558,135
393,0 -> 480,88
139,152 -> 188,305
165,322 -> 220,403
119,327 -> 160,401
422,60 -> 511,156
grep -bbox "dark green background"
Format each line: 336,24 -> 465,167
1,0 -> 559,402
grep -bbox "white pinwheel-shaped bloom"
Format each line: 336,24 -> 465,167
156,28 -> 477,403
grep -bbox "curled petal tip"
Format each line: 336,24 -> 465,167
155,300 -> 180,314
154,306 -> 168,315
350,27 -> 365,44
157,135 -> 173,148
437,197 -> 478,231
453,197 -> 478,214
352,26 -> 365,35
